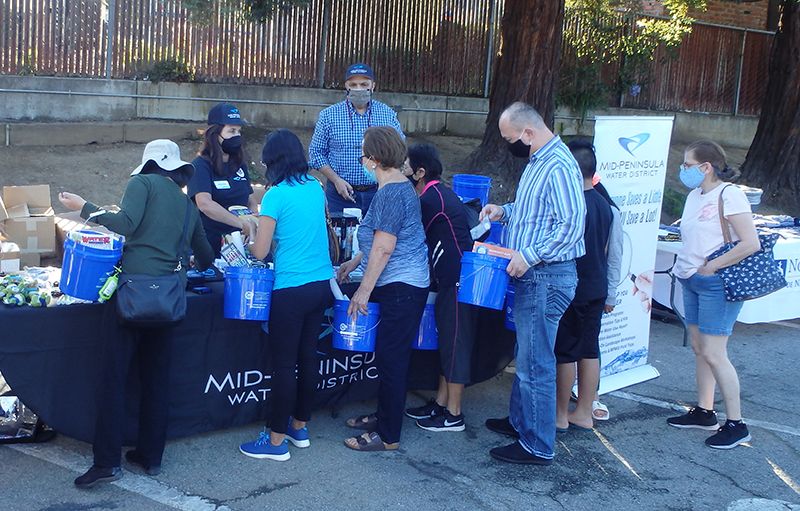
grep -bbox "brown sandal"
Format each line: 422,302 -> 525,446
343,432 -> 399,452
345,413 -> 378,431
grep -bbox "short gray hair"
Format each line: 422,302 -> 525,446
501,102 -> 545,130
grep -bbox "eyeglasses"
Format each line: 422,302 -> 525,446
360,154 -> 370,161
679,162 -> 705,171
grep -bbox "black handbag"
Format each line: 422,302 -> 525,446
115,200 -> 192,327
706,185 -> 787,302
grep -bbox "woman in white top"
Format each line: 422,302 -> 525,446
667,140 -> 760,450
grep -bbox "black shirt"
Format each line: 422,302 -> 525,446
419,182 -> 473,289
575,189 -> 613,301
187,156 -> 253,256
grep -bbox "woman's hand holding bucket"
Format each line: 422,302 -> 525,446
336,253 -> 363,283
348,286 -> 371,320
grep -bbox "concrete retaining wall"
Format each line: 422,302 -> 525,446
0,76 -> 758,149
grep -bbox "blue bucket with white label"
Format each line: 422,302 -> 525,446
223,266 -> 275,321
485,222 -> 505,245
413,303 -> 438,350
505,283 -> 516,331
61,232 -> 123,301
332,299 -> 380,352
457,252 -> 509,310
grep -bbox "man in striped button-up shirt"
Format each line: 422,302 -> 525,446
481,102 -> 586,465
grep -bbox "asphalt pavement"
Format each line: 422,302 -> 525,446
1,317 -> 799,511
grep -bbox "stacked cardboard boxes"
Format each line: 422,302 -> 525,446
0,185 -> 56,267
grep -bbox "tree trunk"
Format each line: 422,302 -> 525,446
740,0 -> 800,215
466,0 -> 565,203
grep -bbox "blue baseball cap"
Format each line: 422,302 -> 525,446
345,63 -> 374,81
208,102 -> 244,126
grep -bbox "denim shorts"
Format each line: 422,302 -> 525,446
678,273 -> 744,336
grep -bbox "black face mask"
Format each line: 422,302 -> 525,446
221,135 -> 242,154
507,137 -> 531,158
406,173 -> 419,187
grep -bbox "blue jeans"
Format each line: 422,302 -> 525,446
325,182 -> 376,216
679,273 -> 743,336
509,261 -> 577,459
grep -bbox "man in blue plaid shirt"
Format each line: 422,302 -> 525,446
309,63 -> 405,215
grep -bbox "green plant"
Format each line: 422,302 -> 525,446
139,59 -> 195,83
662,187 -> 687,219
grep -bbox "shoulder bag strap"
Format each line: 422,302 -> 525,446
176,197 -> 192,271
717,184 -> 734,245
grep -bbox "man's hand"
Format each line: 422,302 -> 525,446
506,250 -> 531,278
333,175 -> 356,203
479,204 -> 504,222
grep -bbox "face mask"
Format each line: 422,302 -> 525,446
221,135 -> 242,154
507,136 -> 531,158
407,174 -> 419,187
363,163 -> 377,181
348,89 -> 372,108
679,165 -> 705,189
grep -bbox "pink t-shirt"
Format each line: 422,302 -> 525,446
674,183 -> 751,279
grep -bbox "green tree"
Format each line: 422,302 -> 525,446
740,0 -> 800,214
183,0 -> 311,23
468,0 -> 704,200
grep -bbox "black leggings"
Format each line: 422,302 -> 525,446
267,279 -> 332,434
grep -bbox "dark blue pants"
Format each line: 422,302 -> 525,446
93,301 -> 173,469
372,282 -> 428,444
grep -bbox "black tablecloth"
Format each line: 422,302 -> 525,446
0,282 -> 515,443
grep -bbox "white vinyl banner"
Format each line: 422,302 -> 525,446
592,116 -> 674,394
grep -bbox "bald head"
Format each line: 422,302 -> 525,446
500,102 -> 546,131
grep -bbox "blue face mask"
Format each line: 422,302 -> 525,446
679,165 -> 705,189
362,163 -> 377,182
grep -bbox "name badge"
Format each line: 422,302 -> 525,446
213,180 -> 231,190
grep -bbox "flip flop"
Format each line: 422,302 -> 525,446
345,413 -> 378,431
556,427 -> 569,434
343,432 -> 399,452
592,401 -> 610,421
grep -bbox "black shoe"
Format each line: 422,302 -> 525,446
405,399 -> 444,420
667,407 -> 719,431
490,441 -> 553,465
125,450 -> 162,476
485,416 -> 519,438
705,420 -> 751,449
416,410 -> 465,432
74,466 -> 122,488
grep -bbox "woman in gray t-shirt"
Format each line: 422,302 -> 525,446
337,126 -> 429,452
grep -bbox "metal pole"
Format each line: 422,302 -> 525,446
733,30 -> 747,116
105,0 -> 116,79
483,0 -> 498,98
316,0 -> 332,88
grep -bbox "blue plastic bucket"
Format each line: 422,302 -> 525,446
332,299 -> 380,352
485,222 -> 505,245
413,303 -> 438,350
505,283 -> 516,331
452,174 -> 491,206
223,266 -> 275,321
457,252 -> 509,310
60,232 -> 123,301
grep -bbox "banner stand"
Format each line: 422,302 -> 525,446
573,365 -> 661,398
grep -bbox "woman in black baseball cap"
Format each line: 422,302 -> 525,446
187,102 -> 260,257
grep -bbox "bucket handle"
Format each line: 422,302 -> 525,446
77,209 -> 108,232
459,263 -> 505,284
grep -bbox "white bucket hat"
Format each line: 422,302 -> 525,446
131,139 -> 193,176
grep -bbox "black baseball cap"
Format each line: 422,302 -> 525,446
208,103 -> 244,126
345,63 -> 374,81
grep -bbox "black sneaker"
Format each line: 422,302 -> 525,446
667,407 -> 719,431
705,420 -> 751,449
405,399 -> 444,420
416,410 -> 465,432
74,466 -> 122,488
489,441 -> 553,465
485,416 -> 519,438
125,449 -> 162,476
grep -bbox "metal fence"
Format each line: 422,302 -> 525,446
0,0 -> 774,115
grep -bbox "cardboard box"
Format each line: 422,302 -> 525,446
1,241 -> 20,273
1,185 -> 56,256
18,251 -> 40,268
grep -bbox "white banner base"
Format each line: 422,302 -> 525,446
573,364 -> 661,398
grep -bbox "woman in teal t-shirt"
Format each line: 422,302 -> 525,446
238,129 -> 333,462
